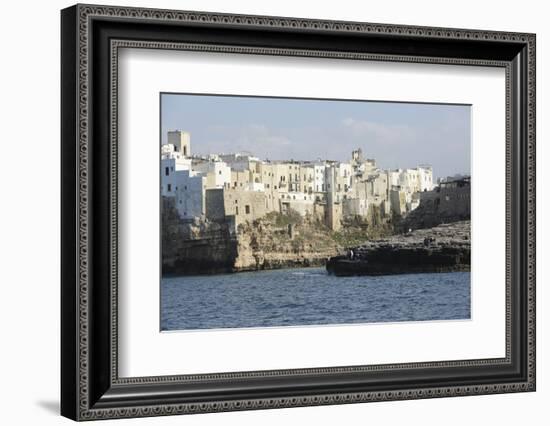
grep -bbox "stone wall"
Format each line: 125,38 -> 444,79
218,188 -> 266,227
399,183 -> 470,231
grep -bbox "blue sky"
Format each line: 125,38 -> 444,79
161,93 -> 471,180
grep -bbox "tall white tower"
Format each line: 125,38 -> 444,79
167,130 -> 191,157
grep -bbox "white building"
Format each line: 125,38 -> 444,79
219,153 -> 260,171
160,144 -> 192,196
387,169 -> 401,188
174,170 -> 206,220
417,165 -> 434,192
192,160 -> 231,189
161,135 -> 436,224
313,162 -> 326,193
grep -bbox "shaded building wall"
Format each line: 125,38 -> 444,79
343,197 -> 368,217
439,185 -> 471,218
327,201 -> 343,231
258,162 -> 280,212
205,188 -> 226,222
400,181 -> 471,230
390,189 -> 407,216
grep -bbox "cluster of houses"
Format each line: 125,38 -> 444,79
161,130 -> 437,231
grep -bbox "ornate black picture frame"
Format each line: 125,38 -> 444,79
61,4 -> 536,421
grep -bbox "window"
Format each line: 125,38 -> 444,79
184,185 -> 187,190
167,184 -> 171,192
245,205 -> 250,214
219,170 -> 222,175
165,167 -> 169,176
183,146 -> 187,156
235,206 -> 239,215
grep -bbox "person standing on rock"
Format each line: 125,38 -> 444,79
349,249 -> 355,260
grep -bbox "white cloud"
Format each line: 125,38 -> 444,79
199,123 -> 293,159
236,124 -> 291,147
341,117 -> 415,144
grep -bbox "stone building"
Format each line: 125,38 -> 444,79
205,187 -> 268,227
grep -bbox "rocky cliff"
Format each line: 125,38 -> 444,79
162,199 -> 394,275
326,221 -> 470,276
232,215 -> 341,272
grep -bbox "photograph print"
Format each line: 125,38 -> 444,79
160,94 -> 471,331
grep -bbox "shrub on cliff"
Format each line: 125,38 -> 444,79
264,209 -> 303,227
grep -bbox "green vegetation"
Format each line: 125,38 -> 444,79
262,209 -> 394,252
264,210 -> 303,227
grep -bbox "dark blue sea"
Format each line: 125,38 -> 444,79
161,268 -> 470,331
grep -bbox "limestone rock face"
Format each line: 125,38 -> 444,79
162,200 -> 343,275
232,219 -> 340,272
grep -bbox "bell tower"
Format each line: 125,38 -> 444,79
167,130 -> 191,157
